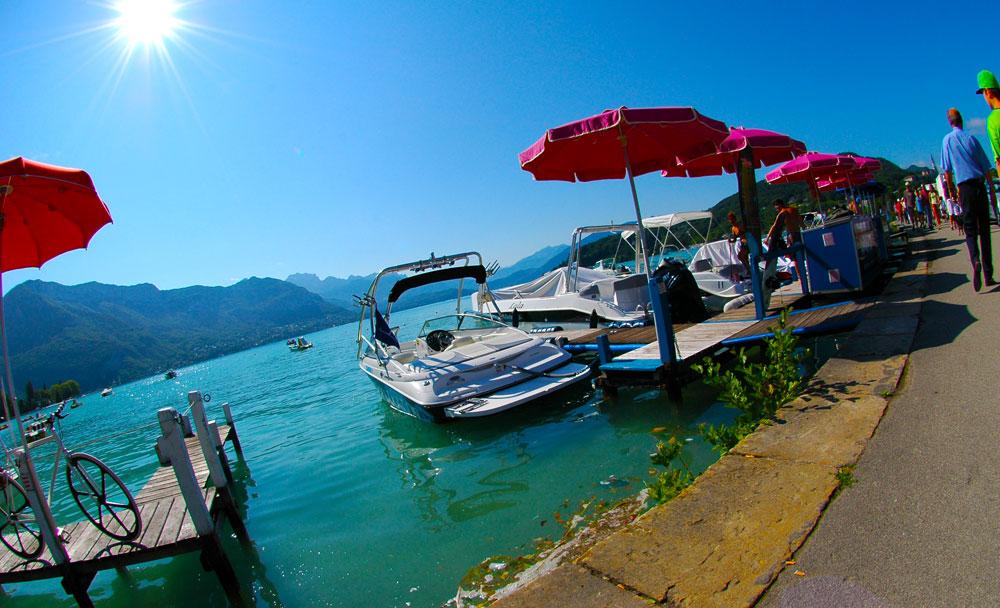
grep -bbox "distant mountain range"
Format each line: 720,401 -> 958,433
6,278 -> 352,396
10,155 -> 930,399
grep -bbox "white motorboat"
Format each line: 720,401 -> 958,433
356,252 -> 591,423
472,214 -> 716,326
682,235 -> 795,313
470,224 -> 651,325
101,388 -> 113,397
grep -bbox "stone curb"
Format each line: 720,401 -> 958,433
491,235 -> 929,608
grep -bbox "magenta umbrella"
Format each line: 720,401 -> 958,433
817,171 -> 875,192
765,152 -> 859,213
817,157 -> 881,193
661,127 -> 806,178
519,106 -> 730,275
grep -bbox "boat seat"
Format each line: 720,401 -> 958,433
690,258 -> 713,272
392,351 -> 417,364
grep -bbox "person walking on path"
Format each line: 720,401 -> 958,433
903,185 -> 917,226
941,107 -> 995,291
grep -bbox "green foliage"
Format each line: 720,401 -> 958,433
646,436 -> 695,505
647,309 -> 810,506
833,465 -> 856,499
691,309 -> 807,455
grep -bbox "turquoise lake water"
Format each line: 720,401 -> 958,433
0,300 -> 841,608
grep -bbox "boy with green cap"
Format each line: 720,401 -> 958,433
977,70 -> 1000,169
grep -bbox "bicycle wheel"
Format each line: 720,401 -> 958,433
66,453 -> 142,541
0,474 -> 43,559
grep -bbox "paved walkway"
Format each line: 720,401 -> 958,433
758,227 -> 1000,608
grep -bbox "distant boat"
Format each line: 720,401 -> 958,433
70,399 -> 83,409
287,337 -> 313,351
164,370 -> 177,379
101,388 -> 113,397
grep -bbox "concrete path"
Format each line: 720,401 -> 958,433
758,227 -> 1000,608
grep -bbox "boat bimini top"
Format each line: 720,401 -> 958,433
355,252 -> 501,359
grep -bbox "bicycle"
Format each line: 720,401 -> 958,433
0,401 -> 142,559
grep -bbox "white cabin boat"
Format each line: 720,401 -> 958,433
356,252 -> 590,422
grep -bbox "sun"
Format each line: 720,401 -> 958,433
113,0 -> 179,47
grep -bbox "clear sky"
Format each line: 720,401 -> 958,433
2,1 -> 995,293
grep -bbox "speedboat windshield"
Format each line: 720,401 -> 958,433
417,313 -> 506,338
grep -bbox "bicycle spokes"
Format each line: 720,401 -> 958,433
0,476 -> 43,559
66,453 -> 141,542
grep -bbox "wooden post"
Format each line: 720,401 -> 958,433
188,393 -> 227,492
157,407 -> 246,604
222,402 -> 244,460
156,408 -> 213,537
189,393 -> 250,544
736,147 -> 767,320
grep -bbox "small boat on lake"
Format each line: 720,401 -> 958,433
356,252 -> 590,422
164,370 -> 178,379
69,399 -> 83,409
101,388 -> 113,397
287,337 -> 313,351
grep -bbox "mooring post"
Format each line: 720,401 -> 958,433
646,274 -> 677,366
222,401 -> 244,459
189,393 -> 250,544
157,407 -> 246,603
595,334 -> 612,365
156,408 -> 214,537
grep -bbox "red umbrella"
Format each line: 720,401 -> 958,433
519,106 -> 729,274
662,127 -> 806,178
0,157 -> 112,445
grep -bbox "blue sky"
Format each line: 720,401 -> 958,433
2,1 -> 995,293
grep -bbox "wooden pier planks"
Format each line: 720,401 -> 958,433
0,424 -> 233,582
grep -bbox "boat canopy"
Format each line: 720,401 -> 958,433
489,266 -> 624,300
642,211 -> 713,229
388,265 -> 488,303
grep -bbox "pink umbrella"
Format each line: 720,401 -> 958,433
662,127 -> 806,178
519,106 -> 730,275
849,156 -> 882,173
765,153 -> 859,213
817,171 -> 875,192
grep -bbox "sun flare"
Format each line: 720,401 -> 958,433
114,0 -> 179,47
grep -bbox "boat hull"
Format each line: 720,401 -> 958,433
365,360 -> 591,422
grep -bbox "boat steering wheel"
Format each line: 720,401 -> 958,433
425,330 -> 455,352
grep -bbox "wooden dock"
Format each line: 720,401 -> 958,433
550,280 -> 880,392
0,392 -> 250,607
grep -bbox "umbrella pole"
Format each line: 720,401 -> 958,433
618,133 -> 653,276
808,169 -> 824,216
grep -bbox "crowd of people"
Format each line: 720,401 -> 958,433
892,182 -> 959,232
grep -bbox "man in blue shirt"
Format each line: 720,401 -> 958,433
941,107 -> 995,291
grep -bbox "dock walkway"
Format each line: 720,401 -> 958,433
0,392 -> 249,607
